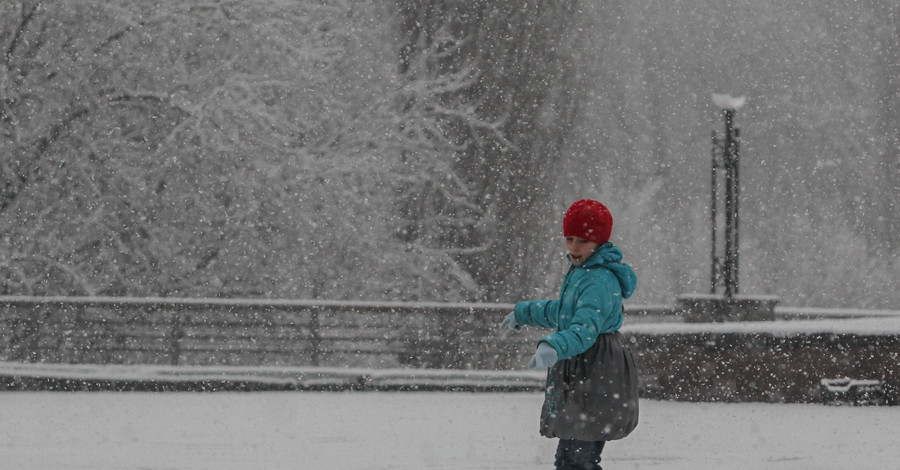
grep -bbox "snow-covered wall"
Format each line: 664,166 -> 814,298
2,296 -> 898,402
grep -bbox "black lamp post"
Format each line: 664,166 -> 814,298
710,93 -> 745,299
678,94 -> 777,322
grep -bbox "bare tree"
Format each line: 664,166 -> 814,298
0,0 -> 490,300
394,0 -> 586,301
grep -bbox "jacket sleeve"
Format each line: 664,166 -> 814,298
539,278 -> 620,360
513,300 -> 559,329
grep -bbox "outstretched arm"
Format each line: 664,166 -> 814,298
513,300 -> 560,329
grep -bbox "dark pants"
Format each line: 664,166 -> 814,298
554,439 -> 606,470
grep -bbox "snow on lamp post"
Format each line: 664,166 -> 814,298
710,93 -> 745,299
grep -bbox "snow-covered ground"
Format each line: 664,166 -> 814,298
1,391 -> 896,469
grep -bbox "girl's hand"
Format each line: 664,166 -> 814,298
528,342 -> 558,369
499,312 -> 521,331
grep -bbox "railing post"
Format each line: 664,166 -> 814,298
169,312 -> 183,366
309,307 -> 322,366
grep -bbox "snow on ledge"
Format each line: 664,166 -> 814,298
0,361 -> 547,390
622,316 -> 900,337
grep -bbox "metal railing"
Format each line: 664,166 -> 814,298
0,296 -> 543,368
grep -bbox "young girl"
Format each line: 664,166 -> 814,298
500,199 -> 639,470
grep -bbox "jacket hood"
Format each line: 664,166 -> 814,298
581,242 -> 637,298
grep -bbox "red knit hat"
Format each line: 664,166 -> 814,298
563,199 -> 613,244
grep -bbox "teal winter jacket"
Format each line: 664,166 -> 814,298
513,242 -> 637,360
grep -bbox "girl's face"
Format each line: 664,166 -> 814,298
565,236 -> 600,266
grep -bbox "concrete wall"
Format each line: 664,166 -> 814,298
625,331 -> 900,403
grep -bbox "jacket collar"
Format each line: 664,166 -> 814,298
571,242 -> 637,299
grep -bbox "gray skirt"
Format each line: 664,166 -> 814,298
540,331 -> 640,441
